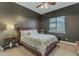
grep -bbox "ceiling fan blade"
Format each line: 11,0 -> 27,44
48,2 -> 56,5
36,4 -> 42,8
36,2 -> 46,8
36,2 -> 56,8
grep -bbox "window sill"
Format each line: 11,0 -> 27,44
48,31 -> 66,34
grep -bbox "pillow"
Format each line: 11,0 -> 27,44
20,29 -> 38,36
29,29 -> 38,34
27,32 -> 31,35
21,30 -> 30,36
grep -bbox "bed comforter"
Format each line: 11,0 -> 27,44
21,33 -> 57,55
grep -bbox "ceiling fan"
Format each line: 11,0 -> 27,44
36,2 -> 56,9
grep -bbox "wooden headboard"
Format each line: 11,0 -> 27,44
16,27 -> 36,43
16,27 -> 35,31
16,27 -> 36,36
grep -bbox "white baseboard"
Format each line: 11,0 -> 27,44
60,40 -> 76,46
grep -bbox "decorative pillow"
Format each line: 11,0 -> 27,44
21,29 -> 38,36
21,30 -> 31,36
27,32 -> 31,35
28,29 -> 38,34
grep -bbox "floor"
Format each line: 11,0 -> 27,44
0,42 -> 77,56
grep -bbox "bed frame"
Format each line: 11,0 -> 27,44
21,41 -> 57,56
16,27 -> 57,56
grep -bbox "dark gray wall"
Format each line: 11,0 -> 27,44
41,3 -> 79,43
0,2 -> 41,31
0,2 -> 79,43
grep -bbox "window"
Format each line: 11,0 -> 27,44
49,16 -> 65,33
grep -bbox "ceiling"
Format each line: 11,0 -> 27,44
16,2 -> 78,14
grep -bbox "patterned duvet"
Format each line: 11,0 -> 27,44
21,33 -> 57,55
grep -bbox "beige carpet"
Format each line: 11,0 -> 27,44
0,42 -> 77,56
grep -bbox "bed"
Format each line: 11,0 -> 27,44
17,28 -> 58,56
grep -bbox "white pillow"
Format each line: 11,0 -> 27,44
29,29 -> 38,34
21,29 -> 38,36
21,30 -> 30,36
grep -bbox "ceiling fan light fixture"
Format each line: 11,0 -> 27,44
40,3 -> 48,9
40,5 -> 44,8
36,2 -> 56,9
44,3 -> 48,9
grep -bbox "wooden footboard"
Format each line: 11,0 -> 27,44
45,42 -> 57,56
20,41 -> 57,56
20,41 -> 42,56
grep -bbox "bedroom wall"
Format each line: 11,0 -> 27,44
41,3 -> 79,43
0,2 -> 41,32
0,23 -> 6,33
0,2 -> 79,43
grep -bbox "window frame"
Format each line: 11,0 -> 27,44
48,16 -> 65,33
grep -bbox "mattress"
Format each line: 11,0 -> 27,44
21,33 -> 57,55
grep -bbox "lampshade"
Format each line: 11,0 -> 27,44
7,24 -> 14,30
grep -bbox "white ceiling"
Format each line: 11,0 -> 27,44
16,2 -> 78,14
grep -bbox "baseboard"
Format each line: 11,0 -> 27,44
60,40 -> 76,46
